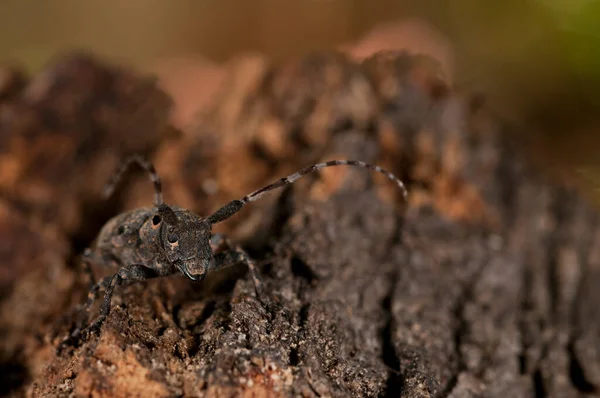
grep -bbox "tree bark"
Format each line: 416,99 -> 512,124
0,51 -> 598,398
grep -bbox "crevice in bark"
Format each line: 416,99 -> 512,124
380,270 -> 402,398
533,368 -> 547,398
190,300 -> 217,332
568,341 -> 597,394
244,185 -> 296,257
0,354 -> 29,397
291,256 -> 317,285
438,258 -> 487,398
438,373 -> 458,398
289,303 -> 310,367
567,212 -> 597,394
299,303 -> 310,329
518,262 -> 533,375
437,309 -> 465,398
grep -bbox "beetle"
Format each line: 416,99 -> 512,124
58,155 -> 407,352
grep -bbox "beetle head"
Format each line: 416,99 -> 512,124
154,205 -> 213,281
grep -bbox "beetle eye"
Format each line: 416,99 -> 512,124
152,215 -> 161,225
167,234 -> 178,243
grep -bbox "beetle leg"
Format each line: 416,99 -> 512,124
210,233 -> 265,303
57,264 -> 158,353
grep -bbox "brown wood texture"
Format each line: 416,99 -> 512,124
0,51 -> 598,397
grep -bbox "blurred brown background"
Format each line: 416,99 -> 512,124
2,0 -> 599,201
1,0 -> 418,68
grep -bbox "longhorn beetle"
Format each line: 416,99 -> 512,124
58,155 -> 407,352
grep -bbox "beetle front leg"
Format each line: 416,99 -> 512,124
210,233 -> 265,302
70,249 -> 119,335
86,264 -> 160,336
55,274 -> 112,354
57,264 -> 158,353
57,274 -> 111,353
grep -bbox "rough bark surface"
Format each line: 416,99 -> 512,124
0,51 -> 599,398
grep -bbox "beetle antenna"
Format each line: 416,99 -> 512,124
207,160 -> 407,225
104,155 -> 163,206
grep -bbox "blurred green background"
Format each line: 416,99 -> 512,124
1,0 -> 599,200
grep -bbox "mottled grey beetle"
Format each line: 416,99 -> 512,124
58,155 -> 407,352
